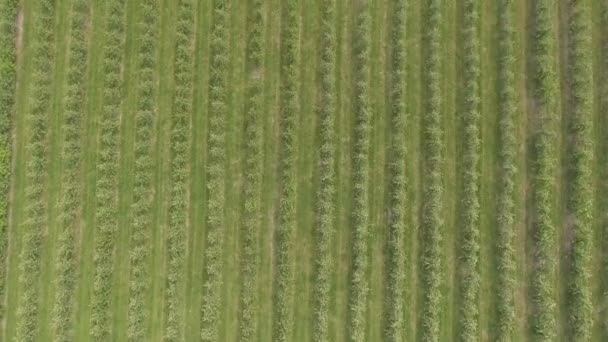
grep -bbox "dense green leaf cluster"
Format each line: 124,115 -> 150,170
127,0 -> 159,340
347,2 -> 372,341
51,1 -> 90,341
164,0 -> 195,341
495,0 -> 517,340
90,0 -> 127,340
457,0 -> 481,340
15,1 -> 55,341
200,0 -> 229,340
384,0 -> 406,341
311,0 -> 337,341
420,0 -> 443,340
237,0 -> 264,341
0,0 -> 18,325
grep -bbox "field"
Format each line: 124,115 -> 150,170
0,0 -> 607,341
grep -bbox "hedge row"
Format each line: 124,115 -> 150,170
164,0 -> 195,340
127,0 -> 160,340
51,0 -> 90,340
0,0 -> 18,325
90,0 -> 127,340
565,0 -> 594,340
200,0 -> 229,340
420,0 -> 444,340
530,0 -> 558,340
495,0 -> 517,340
457,0 -> 481,340
311,0 -> 337,340
347,2 -> 372,341
384,0 -> 406,341
237,0 -> 264,341
15,1 -> 55,341
273,0 -> 299,341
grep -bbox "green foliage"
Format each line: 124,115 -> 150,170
51,1 -> 89,341
495,0 -> 517,340
15,1 -> 54,341
164,0 -> 195,340
312,0 -> 336,341
90,0 -> 126,340
0,0 -> 18,325
530,0 -> 558,340
420,0 -> 443,340
200,0 -> 229,340
565,0 -> 594,340
384,0 -> 406,341
127,0 -> 159,340
457,0 -> 481,340
237,0 -> 264,341
348,2 -> 372,341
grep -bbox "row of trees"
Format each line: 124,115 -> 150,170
127,0 -> 160,340
565,0 -> 594,340
420,0 -> 444,340
200,0 -> 230,340
457,0 -> 481,340
237,0 -> 264,340
384,0 -> 407,341
273,0 -> 299,340
51,1 -> 90,341
90,0 -> 127,339
495,0 -> 517,340
312,0 -> 337,340
15,1 -> 55,341
530,0 -> 558,340
0,0 -> 18,326
164,0 -> 195,340
348,2 -> 372,341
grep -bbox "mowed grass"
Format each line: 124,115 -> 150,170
1,0 -> 606,341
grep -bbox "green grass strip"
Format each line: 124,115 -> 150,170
14,1 -> 55,341
420,0 -> 443,340
529,0 -> 558,340
312,0 -> 337,341
347,1 -> 372,341
89,0 -> 127,340
0,0 -> 18,326
565,0 -> 594,340
127,0 -> 159,340
384,0 -> 406,341
273,0 -> 299,341
457,0 -> 481,340
51,0 -> 90,340
200,0 -> 229,340
164,0 -> 195,340
495,0 -> 517,340
237,0 -> 264,341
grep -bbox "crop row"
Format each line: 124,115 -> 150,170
237,0 -> 264,341
530,0 -> 558,340
127,0 -> 160,340
420,0 -> 443,340
347,2 -> 372,341
495,0 -> 517,340
565,1 -> 594,340
311,0 -> 336,341
384,0 -> 406,341
457,0 -> 481,340
164,0 -> 195,340
273,0 -> 299,341
0,0 -> 18,325
90,0 -> 127,340
200,0 -> 229,340
51,0 -> 90,341
15,1 -> 55,341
